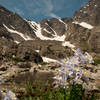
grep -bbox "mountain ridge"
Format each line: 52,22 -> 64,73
0,0 -> 100,59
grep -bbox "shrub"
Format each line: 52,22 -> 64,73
16,81 -> 96,100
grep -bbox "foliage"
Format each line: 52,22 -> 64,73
16,81 -> 96,100
10,57 -> 23,62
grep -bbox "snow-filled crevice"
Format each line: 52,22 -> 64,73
3,24 -> 33,41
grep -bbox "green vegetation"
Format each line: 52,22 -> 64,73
39,62 -> 48,65
92,58 -> 100,65
16,81 -> 97,100
8,57 -> 23,62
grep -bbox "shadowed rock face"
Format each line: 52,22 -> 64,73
0,0 -> 100,57
0,5 -> 36,42
16,45 -> 43,63
40,18 -> 72,38
0,38 -> 43,64
18,40 -> 74,60
0,37 -> 17,57
88,26 -> 100,54
73,0 -> 100,26
0,5 -> 74,63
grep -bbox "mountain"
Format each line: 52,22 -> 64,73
0,0 -> 100,63
73,0 -> 100,26
0,5 -> 75,62
0,0 -> 99,58
0,0 -> 100,92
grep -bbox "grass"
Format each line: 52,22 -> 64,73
39,62 -> 48,65
92,58 -> 100,65
9,57 -> 23,62
16,80 -> 97,100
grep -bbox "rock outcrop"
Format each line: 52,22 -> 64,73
73,0 -> 100,26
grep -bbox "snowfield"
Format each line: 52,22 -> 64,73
27,20 -> 66,41
73,21 -> 94,29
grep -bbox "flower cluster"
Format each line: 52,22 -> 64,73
54,49 -> 94,88
0,89 -> 18,100
0,77 -> 18,100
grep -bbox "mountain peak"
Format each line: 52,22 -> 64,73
73,0 -> 100,26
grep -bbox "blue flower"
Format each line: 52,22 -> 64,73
54,48 -> 92,88
69,56 -> 80,66
84,52 -> 94,63
4,96 -> 11,100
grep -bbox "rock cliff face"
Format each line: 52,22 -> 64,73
73,0 -> 100,26
65,0 -> 100,55
88,26 -> 100,54
0,0 -> 99,56
0,5 -> 36,42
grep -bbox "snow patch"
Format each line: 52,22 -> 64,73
58,19 -> 67,30
10,25 -> 15,29
95,5 -> 97,7
42,57 -> 58,63
73,21 -> 94,29
45,23 -> 57,36
27,20 -> 66,41
83,11 -> 87,14
35,50 -> 40,53
43,28 -> 51,33
14,41 -> 20,44
26,21 -> 38,32
3,24 -> 33,40
62,41 -> 75,48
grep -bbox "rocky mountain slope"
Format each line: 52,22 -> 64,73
72,0 -> 100,55
73,0 -> 100,26
0,0 -> 100,93
0,0 -> 99,59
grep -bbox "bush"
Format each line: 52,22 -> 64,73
16,81 -> 96,100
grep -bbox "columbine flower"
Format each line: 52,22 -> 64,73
76,69 -> 83,79
73,69 -> 83,84
0,90 -> 10,100
84,72 -> 87,75
7,90 -> 17,100
54,48 -> 92,88
84,52 -> 94,63
0,90 -> 7,97
69,56 -> 80,66
0,89 -> 18,100
53,76 -> 62,81
57,58 -> 69,67
74,48 -> 83,56
4,96 -> 11,100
